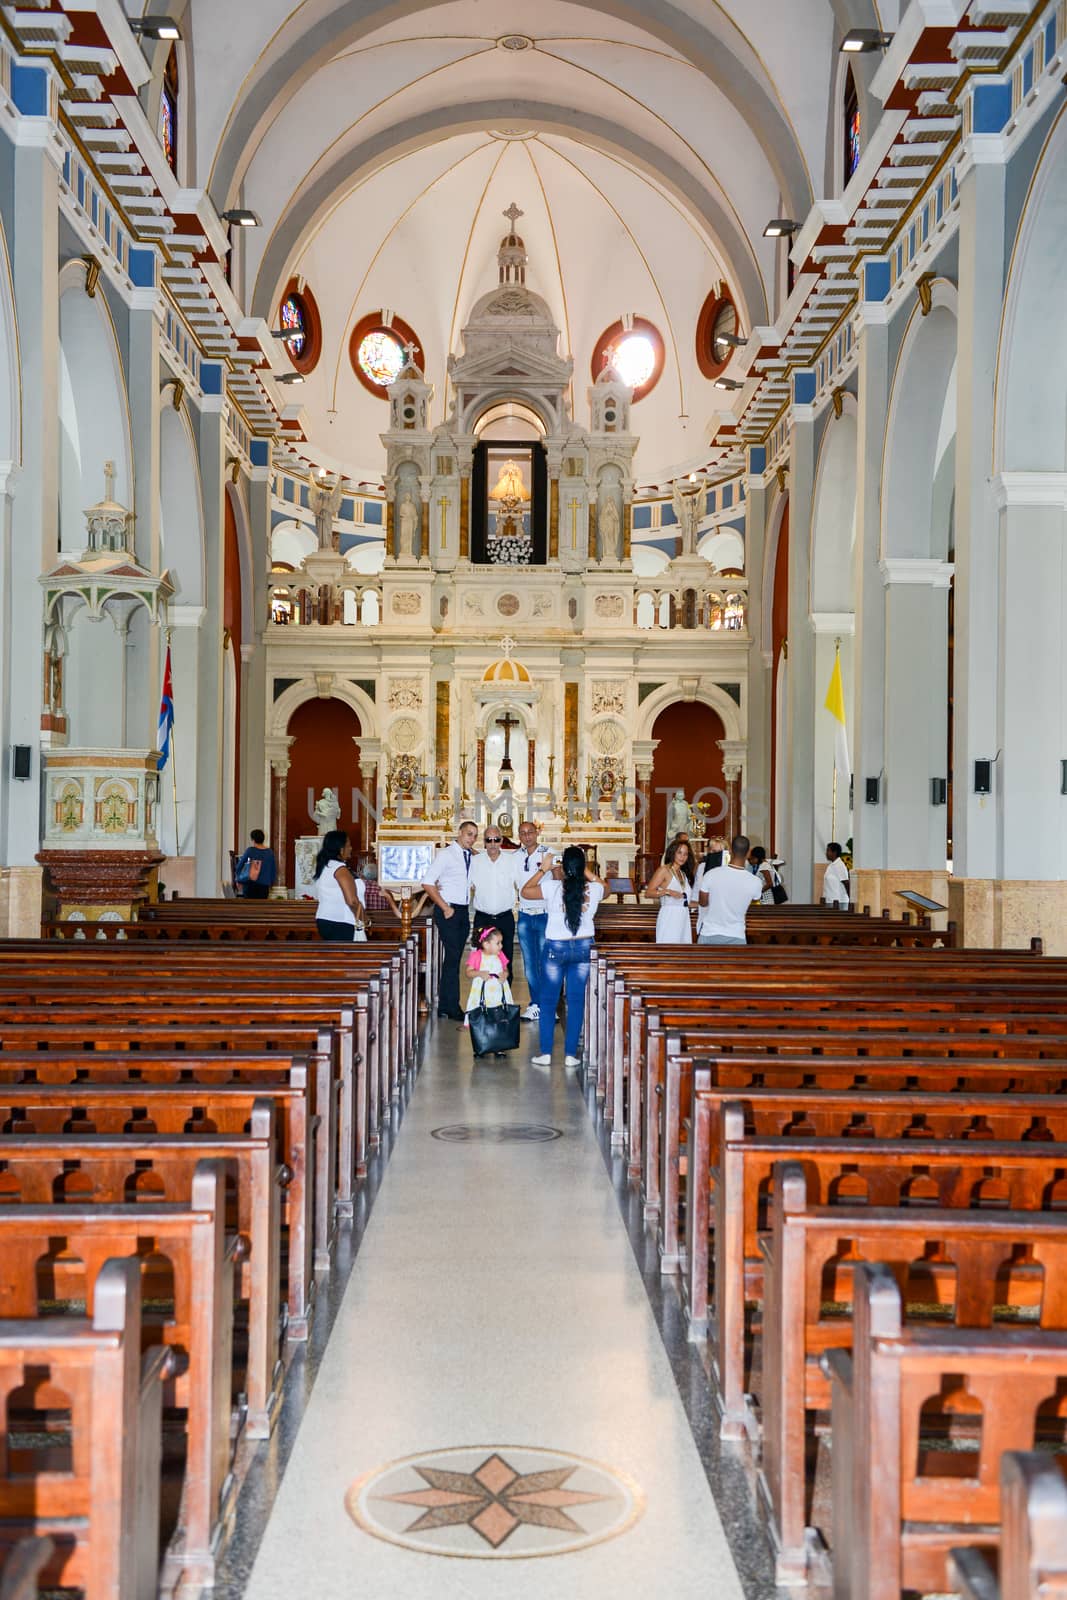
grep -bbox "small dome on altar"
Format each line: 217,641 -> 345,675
482,653 -> 531,685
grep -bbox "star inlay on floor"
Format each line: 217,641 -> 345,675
346,1445 -> 643,1558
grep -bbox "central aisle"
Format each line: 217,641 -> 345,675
240,1022 -> 747,1597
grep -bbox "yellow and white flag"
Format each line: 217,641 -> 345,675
824,647 -> 851,787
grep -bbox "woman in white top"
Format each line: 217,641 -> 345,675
312,830 -> 367,941
521,846 -> 605,1067
647,837 -> 695,943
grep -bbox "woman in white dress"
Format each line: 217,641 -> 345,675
647,837 -> 695,943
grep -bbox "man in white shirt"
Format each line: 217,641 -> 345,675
513,819 -> 548,1021
470,825 -> 518,969
697,833 -> 762,945
422,820 -> 478,1020
823,841 -> 850,908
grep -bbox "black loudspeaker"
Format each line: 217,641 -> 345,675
864,776 -> 880,805
11,745 -> 31,781
931,778 -> 947,806
974,759 -> 992,795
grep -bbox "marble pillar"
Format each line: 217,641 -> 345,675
743,463 -> 771,842
851,311 -> 891,873
193,401 -> 227,893
785,403 -> 816,899
880,559 -> 952,870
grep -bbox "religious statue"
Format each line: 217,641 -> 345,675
310,473 -> 345,552
599,495 -> 622,564
397,492 -> 419,560
671,481 -> 703,558
666,789 -> 691,841
313,786 -> 341,836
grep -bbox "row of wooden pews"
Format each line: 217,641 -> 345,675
0,925 -> 421,1598
587,931 -> 1067,1598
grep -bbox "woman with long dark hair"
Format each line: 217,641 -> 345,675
520,845 -> 604,1067
311,829 -> 366,941
647,836 -> 695,943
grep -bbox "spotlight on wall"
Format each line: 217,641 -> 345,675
719,332 -> 748,348
274,372 -> 305,385
129,17 -> 181,39
841,28 -> 894,52
714,377 -> 743,391
270,329 -> 300,341
763,218 -> 798,238
931,778 -> 947,807
221,209 -> 261,228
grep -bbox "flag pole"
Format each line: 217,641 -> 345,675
168,628 -> 180,858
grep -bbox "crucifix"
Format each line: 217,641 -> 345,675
496,708 -> 521,775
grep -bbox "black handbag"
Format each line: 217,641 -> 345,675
771,882 -> 789,904
468,1000 -> 521,1057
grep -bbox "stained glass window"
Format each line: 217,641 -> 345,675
357,331 -> 405,387
161,46 -> 179,175
607,334 -> 656,390
844,68 -> 861,183
280,295 -> 307,360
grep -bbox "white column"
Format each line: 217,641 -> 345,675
2,107 -> 61,876
785,398 -> 816,898
743,459 -> 772,843
851,304 -> 892,871
953,152 -> 1007,879
995,474 -> 1067,880
811,618 -> 854,852
166,604 -> 204,860
193,395 -> 227,893
239,457 -> 272,834
880,559 -> 953,869
126,291 -> 164,752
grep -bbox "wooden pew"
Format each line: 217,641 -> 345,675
950,1454 -> 1067,1600
760,1164 -> 1067,1582
0,1074 -> 316,1338
0,1161 -> 236,1590
0,1105 -> 283,1438
826,1263 -> 1067,1600
705,1111 -> 1067,1440
0,1257 -> 169,1600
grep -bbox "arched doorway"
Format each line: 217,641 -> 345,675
649,701 -> 726,860
284,698 -> 363,885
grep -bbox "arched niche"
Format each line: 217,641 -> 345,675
58,268 -> 133,553
647,699 -> 727,852
284,696 -> 364,884
995,105 -> 1067,473
699,527 -> 745,573
882,288 -> 958,560
271,518 -> 316,569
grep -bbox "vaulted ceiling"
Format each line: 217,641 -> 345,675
172,0 -> 896,481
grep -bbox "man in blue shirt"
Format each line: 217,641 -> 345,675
235,829 -> 277,899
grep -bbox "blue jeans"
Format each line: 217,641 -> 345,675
539,938 -> 593,1057
517,913 -> 547,1008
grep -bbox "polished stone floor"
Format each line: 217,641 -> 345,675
215,1014 -> 769,1597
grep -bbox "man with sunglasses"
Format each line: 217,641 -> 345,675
469,826 -> 517,970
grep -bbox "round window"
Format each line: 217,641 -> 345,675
590,317 -> 665,401
696,285 -> 740,380
349,313 -> 424,399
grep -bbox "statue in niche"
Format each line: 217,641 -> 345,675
666,789 -> 691,842
310,474 -> 345,552
397,492 -> 419,560
599,496 -> 622,564
313,787 -> 341,837
671,482 -> 704,559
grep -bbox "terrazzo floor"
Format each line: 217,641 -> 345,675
221,1013 -> 760,1597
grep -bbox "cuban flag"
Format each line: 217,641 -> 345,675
157,645 -> 174,771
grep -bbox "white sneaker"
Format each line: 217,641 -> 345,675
521,1004 -> 540,1021
564,1055 -> 581,1068
530,1053 -> 552,1067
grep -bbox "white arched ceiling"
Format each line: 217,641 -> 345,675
700,527 -> 746,573
811,408 -> 858,613
159,405 -> 205,603
271,520 -> 316,569
58,284 -> 132,552
996,106 -> 1067,473
882,298 -> 958,562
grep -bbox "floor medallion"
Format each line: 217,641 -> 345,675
345,1444 -> 643,1558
